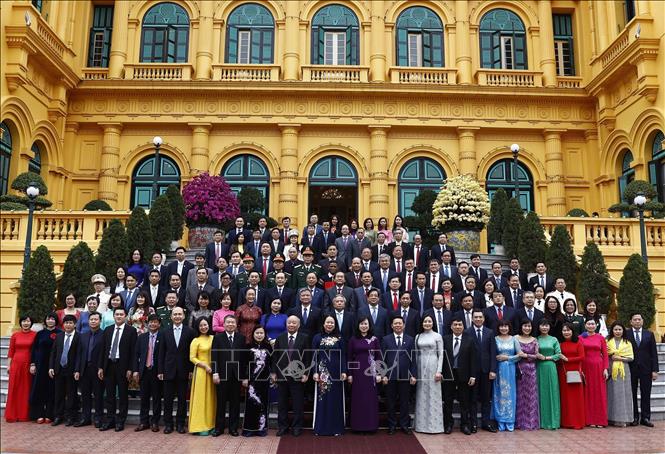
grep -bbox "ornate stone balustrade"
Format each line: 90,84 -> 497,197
82,68 -> 109,80
302,65 -> 369,83
212,64 -> 279,82
125,64 -> 193,81
556,76 -> 583,88
389,67 -> 457,85
476,69 -> 543,87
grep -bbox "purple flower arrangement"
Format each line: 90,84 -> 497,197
182,172 -> 240,227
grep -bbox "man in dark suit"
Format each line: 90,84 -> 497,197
483,291 -> 517,332
326,295 -> 356,340
400,258 -> 418,293
185,268 -> 216,313
627,313 -> 660,427
49,314 -> 80,426
267,228 -> 285,255
468,254 -> 488,284
313,223 -> 336,260
74,311 -> 105,427
167,247 -> 195,282
357,289 -> 390,339
226,216 -> 251,245
452,276 -> 485,312
373,255 -> 398,294
353,271 -> 378,313
205,231 -> 229,271
324,271 -> 356,312
527,262 -> 555,293
488,261 -> 506,292
391,293 -> 420,338
165,274 -> 187,310
97,307 -> 137,432
501,274 -> 524,309
411,234 -> 429,272
278,216 -> 292,245
144,251 -> 169,287
440,251 -> 456,280
120,273 -> 139,312
451,261 -> 472,293
423,293 -> 452,336
211,315 -> 247,437
442,317 -> 477,435
141,269 -> 165,308
265,271 -> 296,312
501,258 -> 528,289
345,257 -> 364,288
468,309 -> 497,433
287,288 -> 322,337
272,315 -> 312,437
157,307 -> 194,434
360,247 -> 379,274
513,291 -> 544,333
389,245 -> 407,275
427,259 -> 444,293
381,316 -> 417,434
410,272 -> 434,316
256,243 -> 275,286
294,273 -> 324,309
335,225 -> 360,269
454,294 -> 477,330
371,232 -> 389,262
353,229 -> 372,258
430,233 -> 456,265
386,231 -> 412,260
381,276 -> 403,312
133,314 -> 162,432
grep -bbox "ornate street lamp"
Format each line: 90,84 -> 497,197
510,143 -> 521,204
152,136 -> 163,204
633,191 -> 648,263
22,182 -> 40,276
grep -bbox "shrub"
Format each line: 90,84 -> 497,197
149,194 -> 174,253
617,254 -> 655,328
165,185 -> 185,241
501,198 -> 523,259
126,206 -> 154,260
59,242 -> 96,307
182,172 -> 240,227
608,179 -> 664,214
546,225 -> 577,293
578,242 -> 611,314
487,188 -> 508,244
83,199 -> 113,211
17,245 -> 56,321
96,219 -> 129,281
0,201 -> 26,211
238,187 -> 265,214
517,211 -> 547,272
431,175 -> 490,231
567,208 -> 589,217
0,193 -> 52,209
11,171 -> 48,195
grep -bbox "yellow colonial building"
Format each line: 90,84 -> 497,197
1,0 -> 664,334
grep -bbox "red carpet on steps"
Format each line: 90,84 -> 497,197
275,431 -> 427,454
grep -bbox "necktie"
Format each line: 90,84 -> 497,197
476,328 -> 482,343
437,310 -> 443,332
444,265 -> 450,277
288,335 -> 295,360
513,290 -> 518,304
302,307 -> 308,324
393,292 -> 399,311
396,335 -> 402,349
396,260 -> 401,273
355,273 -> 360,286
215,243 -> 220,261
229,334 -> 234,345
263,258 -> 268,282
402,309 -> 408,320
498,307 -> 503,320
174,326 -> 181,347
110,327 -> 121,359
382,271 -> 388,289
343,237 -> 348,248
278,287 -> 283,297
337,312 -> 343,328
337,287 -> 342,295
364,261 -> 370,271
60,333 -> 72,367
453,337 -> 460,359
371,307 -> 377,323
147,333 -> 155,367
406,272 -> 412,291
199,285 -> 204,291
324,233 -> 328,243
635,330 -> 641,346
87,332 -> 96,362
415,246 -> 420,266
466,311 -> 471,327
561,292 -> 565,300
233,265 -> 238,276
528,308 -> 533,320
540,276 -> 545,288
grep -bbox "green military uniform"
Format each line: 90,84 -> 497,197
233,271 -> 250,289
290,263 -> 322,289
156,305 -> 186,329
265,270 -> 292,288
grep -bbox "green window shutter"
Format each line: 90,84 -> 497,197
318,27 -> 326,64
227,27 -> 238,63
396,28 -> 408,66
345,26 -> 353,65
422,30 -> 432,67
491,31 -> 501,68
251,29 -> 261,64
260,29 -> 274,63
431,31 -> 443,67
514,34 -> 526,69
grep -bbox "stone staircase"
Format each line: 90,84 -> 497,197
2,336 -> 664,424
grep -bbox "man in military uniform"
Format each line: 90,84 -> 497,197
156,290 -> 184,329
265,253 -> 291,288
290,247 -> 322,289
234,254 -> 255,289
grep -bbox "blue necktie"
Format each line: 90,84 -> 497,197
60,333 -> 72,367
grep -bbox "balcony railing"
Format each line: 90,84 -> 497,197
389,67 -> 457,85
81,68 -> 109,80
476,69 -> 543,87
212,64 -> 279,82
302,65 -> 369,83
125,64 -> 193,81
556,76 -> 583,88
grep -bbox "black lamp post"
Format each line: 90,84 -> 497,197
633,191 -> 648,263
510,143 -> 520,204
152,136 -> 162,204
22,182 -> 40,276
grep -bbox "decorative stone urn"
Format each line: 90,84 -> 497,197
446,229 -> 481,252
187,225 -> 217,248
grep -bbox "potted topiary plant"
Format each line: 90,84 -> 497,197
431,175 -> 490,251
182,172 -> 240,247
608,180 -> 664,217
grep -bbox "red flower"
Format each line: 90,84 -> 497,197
49,332 -> 57,340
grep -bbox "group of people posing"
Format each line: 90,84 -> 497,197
4,214 -> 660,438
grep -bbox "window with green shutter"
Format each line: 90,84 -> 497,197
553,14 -> 575,76
311,5 -> 359,65
649,131 -> 664,202
395,6 -> 444,67
87,5 -> 113,68
225,3 -> 275,64
479,9 -> 527,70
0,122 -> 13,196
140,2 -> 189,63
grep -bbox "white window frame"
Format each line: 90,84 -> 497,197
407,33 -> 423,67
554,39 -> 571,76
238,30 -> 251,64
324,31 -> 345,65
500,36 -> 514,69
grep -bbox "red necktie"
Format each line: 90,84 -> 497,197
498,307 -> 503,320
431,275 -> 437,291
415,246 -> 419,266
396,260 -> 401,273
262,258 -> 268,283
393,292 -> 399,311
355,274 -> 360,286
407,272 -> 412,291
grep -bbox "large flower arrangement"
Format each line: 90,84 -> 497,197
182,172 -> 240,227
431,175 -> 490,231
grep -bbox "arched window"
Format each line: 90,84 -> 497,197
311,5 -> 359,65
486,159 -> 534,210
225,3 -> 275,64
398,157 -> 445,216
479,9 -> 527,70
221,154 -> 270,213
649,131 -> 664,201
29,142 -> 42,175
140,2 -> 190,63
0,122 -> 13,195
131,154 -> 180,208
308,156 -> 358,222
395,6 -> 444,67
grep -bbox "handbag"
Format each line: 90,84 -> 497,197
566,370 -> 582,384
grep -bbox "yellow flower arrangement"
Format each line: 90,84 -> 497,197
431,175 -> 490,231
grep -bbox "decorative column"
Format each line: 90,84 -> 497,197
595,1 -> 609,50
189,123 -> 211,176
99,123 -> 122,207
368,126 -> 391,220
369,0 -> 386,82
195,1 -> 213,80
278,124 -> 301,223
538,0 -> 557,87
282,1 -> 300,81
636,0 -> 650,16
108,0 -> 129,79
457,127 -> 479,176
455,0 -> 472,85
544,129 -> 567,216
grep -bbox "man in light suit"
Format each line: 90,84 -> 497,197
335,224 -> 360,269
186,253 -> 213,288
627,313 -> 660,427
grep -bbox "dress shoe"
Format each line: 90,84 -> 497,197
387,427 -> 395,435
135,424 -> 149,432
163,426 -> 174,434
292,428 -> 302,437
44,418 -> 52,424
444,426 -> 452,434
482,425 -> 498,433
462,426 -> 472,435
36,418 -> 45,424
74,420 -> 91,428
177,426 -> 186,434
115,423 -> 124,432
210,429 -> 222,437
402,427 -> 412,435
631,419 -> 639,426
640,420 -> 654,428
51,418 -> 64,426
99,423 -> 113,431
470,425 -> 477,433
276,428 -> 288,436
94,421 -> 102,429
65,419 -> 74,427
229,430 -> 239,437
151,424 -> 160,432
